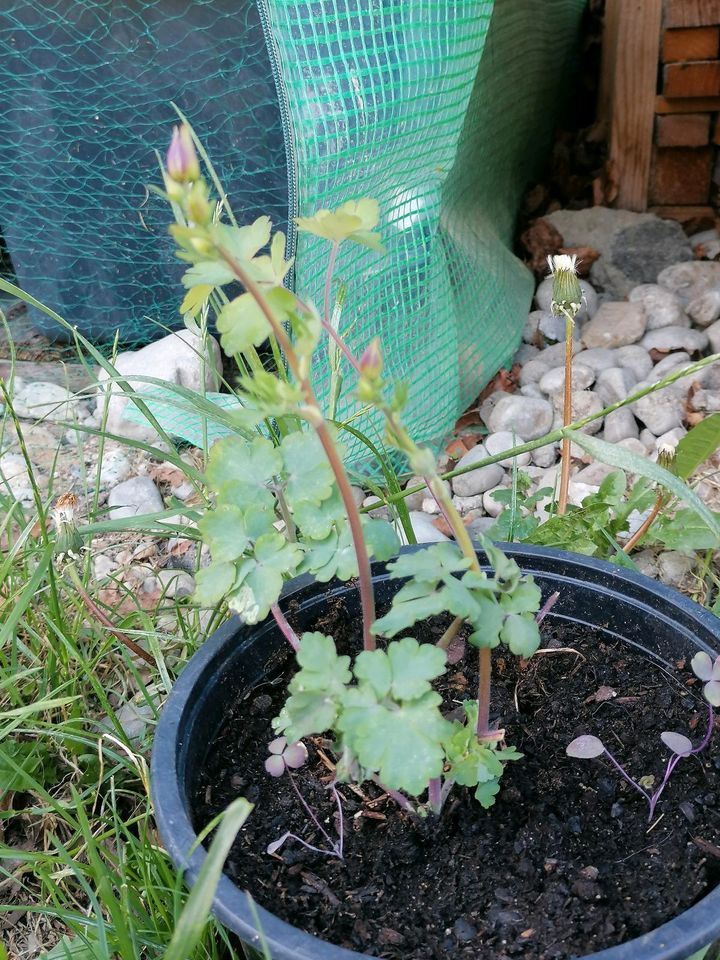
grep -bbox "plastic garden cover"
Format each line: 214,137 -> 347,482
0,0 -> 584,456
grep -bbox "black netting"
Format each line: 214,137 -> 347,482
0,0 -> 288,345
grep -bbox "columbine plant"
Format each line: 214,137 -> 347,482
160,125 -> 543,827
547,254 -> 583,516
567,651 -> 717,821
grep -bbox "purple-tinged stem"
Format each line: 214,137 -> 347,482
602,749 -> 651,803
330,782 -> 345,860
272,831 -> 341,859
536,591 -> 560,626
271,603 -> 300,652
217,246 -> 376,651
370,774 -> 416,813
287,772 -> 340,856
427,777 -> 442,815
648,704 -> 714,821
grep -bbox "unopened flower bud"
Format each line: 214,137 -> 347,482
657,443 -> 677,474
52,493 -> 83,563
547,254 -> 583,318
166,124 -> 200,184
185,180 -> 212,227
359,337 -> 383,382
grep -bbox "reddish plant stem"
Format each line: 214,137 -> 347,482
536,591 -> 560,626
557,312 -> 574,516
271,603 -> 300,652
217,247 -> 376,651
67,567 -> 156,667
427,777 -> 442,815
369,774 -> 416,813
622,490 -> 664,554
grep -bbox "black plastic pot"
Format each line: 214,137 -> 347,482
151,544 -> 720,960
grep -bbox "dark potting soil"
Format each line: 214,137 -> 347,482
193,606 -> 720,960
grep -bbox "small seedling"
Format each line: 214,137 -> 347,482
264,737 -> 308,777
567,654 -> 716,821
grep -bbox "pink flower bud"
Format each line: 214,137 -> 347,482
359,337 -> 383,381
166,124 -> 200,184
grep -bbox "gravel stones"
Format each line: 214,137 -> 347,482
581,302 -> 647,349
658,261 -> 720,306
451,444 -> 505,498
538,363 -> 595,395
484,431 -> 531,467
593,367 -> 637,405
486,395 -> 554,441
99,449 -> 132,488
0,451 -> 35,503
628,284 -> 685,330
614,345 -> 653,380
641,326 -> 708,354
602,407 -> 639,443
404,512 -> 449,544
608,219 -> 693,295
687,290 -> 720,327
108,476 -> 164,519
12,380 -> 86,423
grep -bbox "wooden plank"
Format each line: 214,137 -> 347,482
605,0 -> 663,210
596,0 -> 621,130
665,0 -> 720,28
664,60 -> 720,97
656,94 -> 720,112
662,26 -> 720,61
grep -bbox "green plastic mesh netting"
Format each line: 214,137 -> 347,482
1,0 -> 584,458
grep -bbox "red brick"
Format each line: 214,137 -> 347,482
666,1 -> 720,29
656,112 -> 711,145
650,147 -> 713,204
656,94 -> 720,112
664,60 -> 720,98
663,27 -> 720,61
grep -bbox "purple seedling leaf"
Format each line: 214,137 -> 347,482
703,680 -> 720,707
268,736 -> 287,755
692,651 -> 714,681
283,742 -> 308,769
267,832 -> 290,856
265,754 -> 286,777
660,731 -> 693,756
567,735 -> 605,759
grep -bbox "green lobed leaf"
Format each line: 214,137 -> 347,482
216,286 -> 295,357
275,633 -> 353,741
193,561 -> 235,606
355,637 -> 447,702
206,435 -> 281,514
281,431 -> 335,506
197,504 -> 251,562
500,614 -> 541,658
228,533 -> 303,624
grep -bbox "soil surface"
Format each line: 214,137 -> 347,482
194,606 -> 720,960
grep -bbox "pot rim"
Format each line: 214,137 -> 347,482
151,542 -> 720,960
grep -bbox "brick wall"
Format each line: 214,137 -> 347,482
650,1 -> 720,225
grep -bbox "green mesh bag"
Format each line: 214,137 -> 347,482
1,0 -> 584,458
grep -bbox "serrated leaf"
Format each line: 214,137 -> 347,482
211,217 -> 272,263
661,732 -> 693,756
354,637 -> 446,702
653,508 -> 720,551
500,614 -> 541,658
206,435 -> 281,513
197,505 -> 251,562
338,688 -> 452,795
566,735 -> 605,759
568,431 -> 720,544
474,779 -> 501,808
182,260 -> 236,289
194,561 -> 235,606
276,633 -> 352,741
292,489 -> 345,540
384,542 -> 470,583
228,534 -> 303,623
217,287 -> 293,357
281,431 -> 335,506
676,413 -> 720,480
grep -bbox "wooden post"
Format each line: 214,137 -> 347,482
603,0 -> 663,211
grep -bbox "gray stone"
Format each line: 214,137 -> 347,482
157,569 -> 195,598
0,451 -> 35,503
519,358 -> 551,386
523,310 -> 546,343
607,219 -> 693,297
658,261 -> 720,306
363,495 -> 389,519
479,390 -> 511,423
99,449 -> 131,488
602,407 -> 639,444
541,340 -> 583,366
484,431 -> 531,467
403,476 -> 427,512
628,284 -> 685,330
641,326 -> 709,354
582,301 -> 647,349
652,351 -> 692,378
654,427 -> 686,452
107,476 -> 163,519
96,329 -> 222,442
706,318 -> 720,354
405,512 -> 449,544
633,387 -> 685,436
451,444 -> 505,498
614,344 -> 653,380
520,383 -> 544,398
639,428 -> 657,448
534,277 -> 598,322
593,366 -> 637,406
530,442 -> 559,468
350,485 -> 365,508
482,486 -> 507,518
467,515 -> 497,539
567,481 -> 600,507
538,310 -> 583,343
689,388 -> 720,411
632,547 -> 659,579
657,551 -> 694,587
687,290 -> 720,328
115,700 -> 155,743
12,381 -> 84,424
92,555 -> 118,581
513,342 -> 540,365
551,390 -> 604,434
538,363 -> 595,395
452,494 -> 485,513
574,460 -> 617,485
487,395 -> 554,441
618,437 -> 649,457
575,347 -> 618,373
422,496 -> 442,515
690,228 -> 720,254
